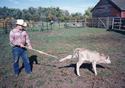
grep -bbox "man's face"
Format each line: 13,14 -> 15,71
17,25 -> 23,30
22,26 -> 26,30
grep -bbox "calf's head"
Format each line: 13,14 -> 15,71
100,54 -> 111,64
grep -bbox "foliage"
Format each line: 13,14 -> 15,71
83,7 -> 93,18
0,6 -> 93,21
0,6 -> 71,21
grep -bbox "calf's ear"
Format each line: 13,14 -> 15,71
106,56 -> 109,59
100,53 -> 104,56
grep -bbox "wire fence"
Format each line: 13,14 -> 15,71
0,17 -> 125,34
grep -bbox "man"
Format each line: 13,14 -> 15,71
9,19 -> 32,77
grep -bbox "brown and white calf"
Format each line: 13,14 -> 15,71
59,48 -> 111,76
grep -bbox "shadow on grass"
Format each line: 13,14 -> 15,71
59,63 -> 104,75
111,29 -> 125,35
19,55 -> 39,72
29,55 -> 40,71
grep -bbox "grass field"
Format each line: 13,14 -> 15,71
0,27 -> 125,88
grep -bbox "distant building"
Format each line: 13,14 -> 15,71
91,0 -> 125,18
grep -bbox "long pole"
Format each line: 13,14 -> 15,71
26,47 -> 58,59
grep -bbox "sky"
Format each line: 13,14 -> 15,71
0,0 -> 99,14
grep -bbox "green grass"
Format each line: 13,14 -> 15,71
98,70 -> 112,77
0,34 -> 13,77
29,28 -> 111,54
1,28 -> 125,74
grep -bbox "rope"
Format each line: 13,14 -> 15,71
26,47 -> 58,59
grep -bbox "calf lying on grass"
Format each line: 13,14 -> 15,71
59,48 -> 111,76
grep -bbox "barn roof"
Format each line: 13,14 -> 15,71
110,0 -> 125,10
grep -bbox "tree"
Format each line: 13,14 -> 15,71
83,7 -> 93,18
0,6 -> 86,22
71,12 -> 83,20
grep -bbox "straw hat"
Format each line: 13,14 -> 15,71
16,19 -> 24,26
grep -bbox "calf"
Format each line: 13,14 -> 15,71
59,48 -> 111,76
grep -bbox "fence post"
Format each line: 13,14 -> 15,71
119,18 -> 122,30
106,17 -> 110,29
3,21 -> 7,34
84,18 -> 86,27
47,21 -> 49,30
112,17 -> 114,29
97,18 -> 100,28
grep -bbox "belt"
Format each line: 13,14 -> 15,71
13,45 -> 26,49
14,45 -> 21,47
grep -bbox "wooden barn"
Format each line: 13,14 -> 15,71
92,0 -> 125,18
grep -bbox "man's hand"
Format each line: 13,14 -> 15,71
28,45 -> 32,49
20,44 -> 25,48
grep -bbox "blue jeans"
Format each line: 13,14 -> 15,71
12,46 -> 31,75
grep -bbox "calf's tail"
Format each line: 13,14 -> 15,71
59,48 -> 80,62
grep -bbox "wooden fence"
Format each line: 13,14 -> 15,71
65,17 -> 125,30
86,17 -> 125,30
0,17 -> 125,33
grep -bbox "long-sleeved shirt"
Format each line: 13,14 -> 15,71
9,29 -> 31,47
